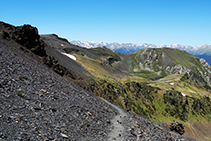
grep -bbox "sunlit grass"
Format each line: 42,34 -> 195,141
74,53 -> 211,127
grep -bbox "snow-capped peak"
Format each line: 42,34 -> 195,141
70,40 -> 197,53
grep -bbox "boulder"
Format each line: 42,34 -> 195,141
11,24 -> 46,56
169,120 -> 185,135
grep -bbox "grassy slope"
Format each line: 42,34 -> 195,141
78,47 -> 208,81
163,48 -> 205,73
151,73 -> 211,98
76,53 -> 211,115
75,54 -> 128,78
130,48 -> 208,80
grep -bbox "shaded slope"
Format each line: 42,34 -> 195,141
41,34 -> 130,78
41,34 -> 120,61
41,34 -> 93,78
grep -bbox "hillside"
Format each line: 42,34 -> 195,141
56,38 -> 211,87
1,21 -> 210,140
42,34 -> 211,140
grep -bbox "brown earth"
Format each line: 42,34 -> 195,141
184,121 -> 211,141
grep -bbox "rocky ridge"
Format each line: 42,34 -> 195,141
134,48 -> 190,75
133,48 -> 211,86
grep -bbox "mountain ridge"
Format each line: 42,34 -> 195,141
71,40 -> 211,65
70,40 -> 196,51
70,40 -> 211,55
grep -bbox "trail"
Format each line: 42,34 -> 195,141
100,98 -> 128,141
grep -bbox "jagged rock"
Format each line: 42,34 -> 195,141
0,31 -> 10,40
199,58 -> 207,64
169,120 -> 185,135
11,25 -> 46,56
0,22 -> 46,56
166,64 -> 189,74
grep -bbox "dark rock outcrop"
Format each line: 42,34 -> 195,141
102,56 -> 120,66
11,25 -> 46,56
169,120 -> 185,135
0,22 -> 46,56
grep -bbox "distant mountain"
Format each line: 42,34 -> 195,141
70,41 -> 195,53
190,44 -> 211,55
189,45 -> 211,65
71,40 -> 211,64
67,40 -> 211,86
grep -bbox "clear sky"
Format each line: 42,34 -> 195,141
1,0 -> 211,47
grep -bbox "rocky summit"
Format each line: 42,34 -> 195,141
0,21 -> 200,140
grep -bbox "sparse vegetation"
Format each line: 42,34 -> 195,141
17,90 -> 25,97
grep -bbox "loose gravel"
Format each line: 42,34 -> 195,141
0,40 -> 115,141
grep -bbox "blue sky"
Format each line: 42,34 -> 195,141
1,0 -> 211,47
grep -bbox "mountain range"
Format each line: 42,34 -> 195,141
71,41 -> 211,64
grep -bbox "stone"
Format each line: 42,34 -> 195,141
60,133 -> 68,138
169,120 -> 185,135
48,136 -> 54,140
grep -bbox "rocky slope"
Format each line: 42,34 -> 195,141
0,38 -> 116,140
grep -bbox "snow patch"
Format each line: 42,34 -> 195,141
61,52 -> 77,61
181,93 -> 186,97
169,83 -> 174,85
61,44 -> 64,47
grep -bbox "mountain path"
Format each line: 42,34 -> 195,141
100,98 -> 128,141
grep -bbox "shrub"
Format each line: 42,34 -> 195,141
17,90 -> 25,97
